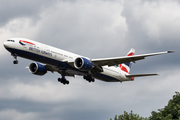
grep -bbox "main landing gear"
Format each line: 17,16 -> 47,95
84,75 -> 95,83
58,76 -> 69,85
57,71 -> 69,85
11,53 -> 18,64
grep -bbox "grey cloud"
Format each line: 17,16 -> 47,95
1,0 -> 180,120
0,0 -> 58,27
121,0 -> 180,73
33,1 -> 126,58
122,0 -> 180,50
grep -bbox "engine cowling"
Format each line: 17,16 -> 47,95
29,62 -> 47,75
74,57 -> 93,71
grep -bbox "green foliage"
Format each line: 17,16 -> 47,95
149,91 -> 180,120
111,110 -> 148,120
111,92 -> 180,120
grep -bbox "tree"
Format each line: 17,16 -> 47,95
111,92 -> 180,120
110,111 -> 148,120
149,91 -> 180,120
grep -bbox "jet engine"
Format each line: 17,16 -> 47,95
74,57 -> 93,71
29,62 -> 47,75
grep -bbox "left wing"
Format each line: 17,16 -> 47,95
91,51 -> 174,67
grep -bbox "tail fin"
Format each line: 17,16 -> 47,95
119,48 -> 135,74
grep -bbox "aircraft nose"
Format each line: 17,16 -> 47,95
3,42 -> 11,49
3,42 -> 8,48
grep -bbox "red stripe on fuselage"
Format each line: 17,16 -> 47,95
19,40 -> 35,45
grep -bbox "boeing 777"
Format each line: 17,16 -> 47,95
3,38 -> 173,85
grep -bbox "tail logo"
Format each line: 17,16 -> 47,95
119,48 -> 135,74
119,64 -> 129,74
127,52 -> 134,56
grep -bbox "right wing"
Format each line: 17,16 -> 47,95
91,51 -> 174,67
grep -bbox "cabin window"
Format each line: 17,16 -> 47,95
7,40 -> 15,42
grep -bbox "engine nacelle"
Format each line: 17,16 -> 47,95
29,62 -> 47,76
74,57 -> 93,71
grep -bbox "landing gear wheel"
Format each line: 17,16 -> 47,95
66,81 -> 69,85
58,78 -> 69,85
83,75 -> 95,83
11,53 -> 18,64
13,60 -> 18,64
58,78 -> 61,82
91,78 -> 95,82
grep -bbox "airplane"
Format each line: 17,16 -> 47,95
3,38 -> 174,85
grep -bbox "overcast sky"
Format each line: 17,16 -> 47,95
0,0 -> 180,120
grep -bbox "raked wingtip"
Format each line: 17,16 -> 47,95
167,51 -> 175,53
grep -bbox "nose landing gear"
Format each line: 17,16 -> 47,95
11,53 -> 18,64
13,60 -> 18,64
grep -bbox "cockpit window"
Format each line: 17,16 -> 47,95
7,40 -> 15,42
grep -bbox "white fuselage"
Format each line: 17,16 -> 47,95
3,38 -> 131,82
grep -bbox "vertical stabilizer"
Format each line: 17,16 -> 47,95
119,48 -> 135,74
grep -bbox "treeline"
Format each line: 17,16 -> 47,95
110,92 -> 180,120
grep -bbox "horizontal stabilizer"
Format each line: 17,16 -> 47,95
126,73 -> 158,78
